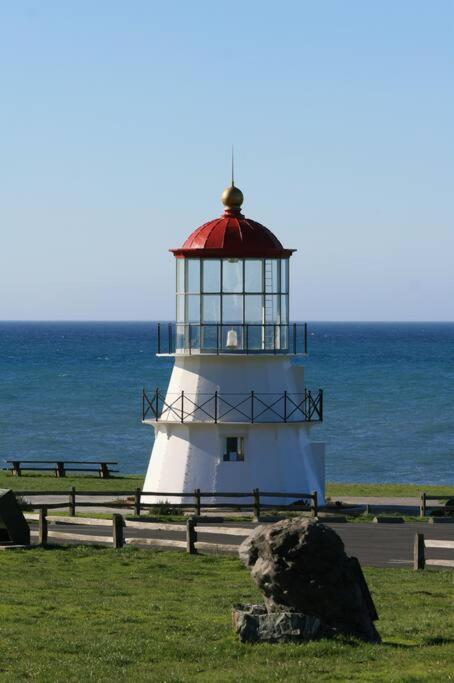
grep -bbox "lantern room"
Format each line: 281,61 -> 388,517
164,184 -> 305,354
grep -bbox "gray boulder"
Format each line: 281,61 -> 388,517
236,518 -> 380,643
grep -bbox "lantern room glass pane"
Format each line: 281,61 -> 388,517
222,294 -> 243,323
280,295 -> 289,323
176,259 -> 185,293
265,260 -> 279,293
202,295 -> 220,323
187,259 -> 200,293
264,294 -> 280,323
176,295 -> 185,323
280,259 -> 288,293
245,295 -> 263,323
187,295 -> 200,322
245,260 -> 262,292
202,259 -> 221,292
222,259 -> 243,292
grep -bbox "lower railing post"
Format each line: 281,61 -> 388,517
253,488 -> 260,522
311,490 -> 318,518
186,517 -> 197,554
69,486 -> 76,517
39,507 -> 48,546
414,533 -> 425,570
113,514 -> 124,549
420,492 -> 426,517
135,488 -> 141,516
194,488 -> 201,516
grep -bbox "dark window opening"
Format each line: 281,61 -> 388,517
223,436 -> 244,462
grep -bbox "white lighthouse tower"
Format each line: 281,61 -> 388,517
143,182 -> 325,505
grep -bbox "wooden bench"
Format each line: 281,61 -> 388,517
414,533 -> 454,569
6,460 -> 119,478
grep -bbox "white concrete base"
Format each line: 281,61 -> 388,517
143,422 -> 325,506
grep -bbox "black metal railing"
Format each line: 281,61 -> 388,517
142,388 -> 323,424
155,322 -> 308,355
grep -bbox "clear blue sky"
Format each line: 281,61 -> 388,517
1,1 -> 453,321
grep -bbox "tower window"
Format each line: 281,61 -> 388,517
223,437 -> 244,462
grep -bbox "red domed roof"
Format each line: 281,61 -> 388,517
171,209 -> 295,258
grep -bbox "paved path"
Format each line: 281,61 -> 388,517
31,519 -> 454,569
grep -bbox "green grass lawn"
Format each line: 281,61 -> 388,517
2,472 -> 452,500
327,482 -> 454,498
0,548 -> 453,682
0,470 -> 144,492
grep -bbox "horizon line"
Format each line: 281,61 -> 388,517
0,319 -> 453,324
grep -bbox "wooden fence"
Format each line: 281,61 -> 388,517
24,511 -> 250,555
414,533 -> 454,570
419,492 -> 454,517
17,488 -> 318,520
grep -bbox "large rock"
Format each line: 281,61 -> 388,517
236,518 -> 380,643
232,604 -> 334,643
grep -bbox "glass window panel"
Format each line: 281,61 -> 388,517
201,325 -> 218,351
189,325 -> 200,350
245,260 -> 262,292
187,259 -> 200,293
202,259 -> 221,292
222,294 -> 243,323
280,259 -> 288,293
187,295 -> 200,322
176,294 -> 185,323
245,295 -> 263,323
280,295 -> 288,323
176,259 -> 185,293
222,259 -> 243,292
202,295 -> 220,323
246,324 -> 262,350
264,294 -> 280,323
176,323 -> 186,352
265,260 -> 279,293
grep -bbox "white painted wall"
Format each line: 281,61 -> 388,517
157,355 -> 309,423
143,354 -> 325,505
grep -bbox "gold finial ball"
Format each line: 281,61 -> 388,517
221,184 -> 244,209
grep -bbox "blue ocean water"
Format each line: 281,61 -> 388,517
0,322 -> 453,484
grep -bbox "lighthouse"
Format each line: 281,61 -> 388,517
142,182 -> 325,505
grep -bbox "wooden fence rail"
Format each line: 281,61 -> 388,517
18,488 -> 318,520
419,492 -> 454,517
414,533 -> 454,570
24,511 -> 251,554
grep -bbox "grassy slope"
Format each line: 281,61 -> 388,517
0,548 -> 453,682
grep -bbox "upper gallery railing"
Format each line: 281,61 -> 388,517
155,322 -> 308,355
142,388 -> 323,424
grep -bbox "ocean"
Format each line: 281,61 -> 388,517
0,322 -> 453,485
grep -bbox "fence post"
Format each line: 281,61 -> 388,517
420,492 -> 426,517
311,490 -> 318,518
135,488 -> 141,516
186,517 -> 197,554
253,488 -> 261,522
112,514 -> 124,549
194,488 -> 201,516
39,507 -> 48,546
414,533 -> 425,570
69,486 -> 76,517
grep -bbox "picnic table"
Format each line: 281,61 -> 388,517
6,460 -> 118,478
